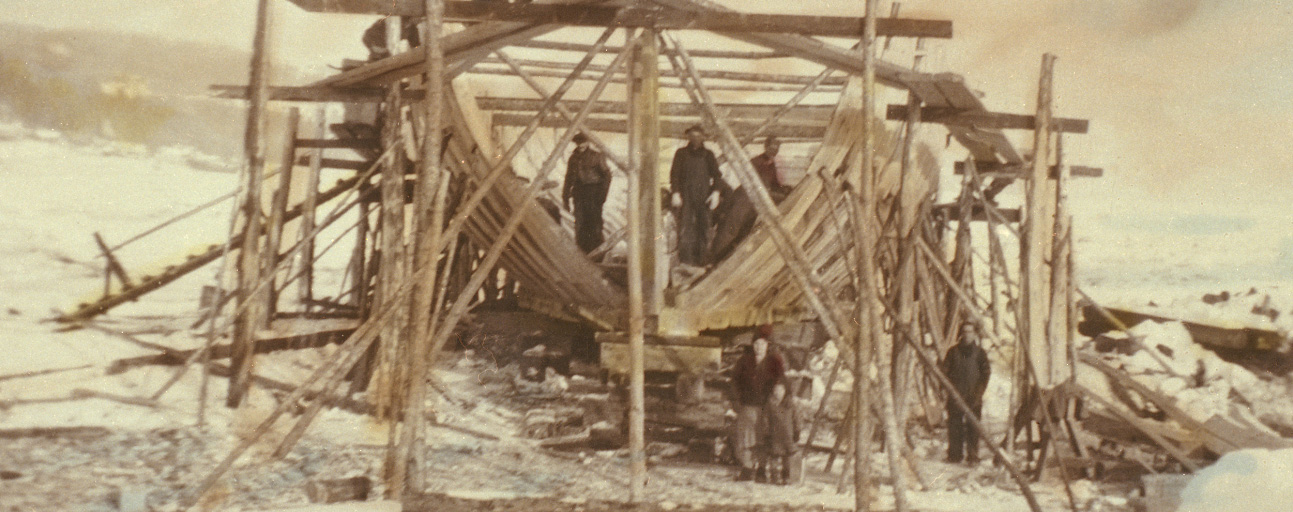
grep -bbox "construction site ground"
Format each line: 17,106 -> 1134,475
5,112 -> 1293,511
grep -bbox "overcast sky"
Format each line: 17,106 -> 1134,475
2,0 -> 1290,212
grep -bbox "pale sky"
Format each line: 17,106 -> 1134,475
2,0 -> 1290,213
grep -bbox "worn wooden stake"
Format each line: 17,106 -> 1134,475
1022,53 -> 1058,390
299,108 -> 325,310
227,0 -> 273,408
397,0 -> 447,498
263,107 -> 299,324
625,28 -> 651,501
373,20 -> 410,420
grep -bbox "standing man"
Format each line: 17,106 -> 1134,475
941,322 -> 992,465
670,125 -> 724,267
563,132 -> 612,253
731,331 -> 785,482
750,135 -> 789,203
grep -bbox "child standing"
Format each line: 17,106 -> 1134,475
760,380 -> 801,485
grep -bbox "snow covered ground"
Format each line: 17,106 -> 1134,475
2,119 -> 1289,511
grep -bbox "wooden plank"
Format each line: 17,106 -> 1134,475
932,203 -> 1022,222
229,0 -> 274,408
953,160 -> 1103,178
295,156 -> 371,171
295,138 -> 381,150
478,56 -> 851,86
211,84 -> 387,102
512,39 -> 783,59
887,105 -> 1089,134
599,341 -> 722,375
476,96 -> 836,121
287,1 -> 953,39
490,113 -> 826,138
465,66 -> 836,92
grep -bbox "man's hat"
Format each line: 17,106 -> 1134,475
757,324 -> 775,340
764,135 -> 780,146
685,124 -> 705,135
572,132 -> 589,144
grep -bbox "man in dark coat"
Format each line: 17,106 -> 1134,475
362,17 -> 421,61
731,333 -> 785,481
563,133 -> 612,253
941,322 -> 992,464
670,125 -> 724,267
750,135 -> 788,202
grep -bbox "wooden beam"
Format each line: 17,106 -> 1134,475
295,138 -> 381,150
477,56 -> 851,86
294,156 -> 371,171
628,35 -> 665,319
626,30 -> 651,501
1022,53 -> 1060,390
954,161 -> 1103,178
932,203 -> 1022,223
649,0 -> 1025,166
512,39 -> 783,59
400,0 -> 446,496
465,66 -> 835,91
886,105 -> 1088,134
229,0 -> 274,409
287,1 -> 952,38
476,97 -> 835,121
262,107 -> 300,324
490,113 -> 827,138
212,84 -> 388,103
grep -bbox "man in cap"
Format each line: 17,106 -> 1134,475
669,125 -> 724,267
750,135 -> 789,202
941,322 -> 992,464
563,132 -> 612,253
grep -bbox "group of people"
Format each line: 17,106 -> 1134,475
562,125 -> 790,266
724,321 -> 991,484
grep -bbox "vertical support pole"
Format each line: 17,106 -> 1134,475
855,1 -> 880,509
399,0 -> 445,498
1021,54 -> 1056,390
637,34 -> 664,319
227,0 -> 273,408
299,108 -> 325,310
350,199 -> 371,311
1050,134 -> 1074,385
892,28 -> 923,436
625,28 -> 650,502
263,107 -> 300,326
373,15 -> 409,419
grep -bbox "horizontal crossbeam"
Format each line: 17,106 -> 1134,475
476,97 -> 834,122
953,161 -> 1104,178
886,105 -> 1089,134
287,1 -> 952,38
931,204 -> 1021,223
490,113 -> 827,139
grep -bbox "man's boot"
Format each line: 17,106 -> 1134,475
754,464 -> 768,483
736,467 -> 754,481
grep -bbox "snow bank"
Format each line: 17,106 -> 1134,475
1178,448 -> 1293,512
1086,319 -> 1293,436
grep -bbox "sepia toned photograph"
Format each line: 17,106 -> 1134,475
1,1 -> 1289,511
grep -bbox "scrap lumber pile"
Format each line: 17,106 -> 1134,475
1074,317 -> 1293,471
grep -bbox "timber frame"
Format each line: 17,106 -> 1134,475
54,1 -> 1123,509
